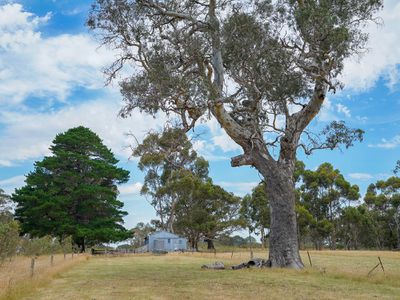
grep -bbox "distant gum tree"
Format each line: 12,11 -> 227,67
297,162 -> 360,250
240,183 -> 270,248
365,177 -> 400,249
395,161 -> 400,175
88,0 -> 382,268
0,188 -> 20,264
171,169 -> 241,250
133,127 -> 206,233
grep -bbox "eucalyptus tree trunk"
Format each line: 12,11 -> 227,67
231,141 -> 304,268
261,163 -> 303,268
248,229 -> 254,259
166,213 -> 175,233
87,0 -> 380,269
207,0 -> 312,268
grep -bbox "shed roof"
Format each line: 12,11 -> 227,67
148,231 -> 185,239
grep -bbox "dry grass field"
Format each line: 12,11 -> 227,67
1,250 -> 400,300
0,253 -> 88,300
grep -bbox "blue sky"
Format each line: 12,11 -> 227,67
0,1 -> 399,230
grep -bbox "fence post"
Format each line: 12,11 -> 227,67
378,257 -> 385,274
307,251 -> 313,267
30,257 -> 35,277
51,254 -> 54,266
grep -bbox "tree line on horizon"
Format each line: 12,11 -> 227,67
1,126 -> 399,264
129,127 -> 400,252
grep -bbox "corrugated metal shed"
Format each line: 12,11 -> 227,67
144,231 -> 187,252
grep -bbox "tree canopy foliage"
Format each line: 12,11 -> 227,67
130,222 -> 155,248
0,188 -> 20,263
296,162 -> 360,249
240,183 -> 270,248
364,176 -> 400,249
171,169 -> 241,250
133,127 -> 209,232
88,0 -> 382,268
13,126 -> 131,252
134,127 -> 240,248
395,160 -> 400,175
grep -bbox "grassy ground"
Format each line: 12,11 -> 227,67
8,250 -> 400,300
0,253 -> 88,300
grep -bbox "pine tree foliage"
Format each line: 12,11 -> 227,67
13,126 -> 131,251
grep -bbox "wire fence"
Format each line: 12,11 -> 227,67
0,253 -> 87,299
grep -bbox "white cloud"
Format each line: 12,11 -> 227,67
191,138 -> 229,161
0,160 -> 13,167
341,0 -> 400,91
192,139 -> 207,153
368,135 -> 400,149
205,117 -> 241,153
0,3 -> 50,31
318,98 -> 334,121
355,116 -> 368,123
318,98 -> 352,122
0,97 -> 165,165
0,175 -> 26,194
336,104 -> 351,118
118,182 -> 143,196
348,173 -> 374,181
0,3 -> 113,105
212,134 -> 241,152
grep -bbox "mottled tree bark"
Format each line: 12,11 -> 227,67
266,178 -> 303,268
259,162 -> 303,268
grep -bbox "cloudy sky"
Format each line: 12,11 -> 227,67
0,0 -> 399,229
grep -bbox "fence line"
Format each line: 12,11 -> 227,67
0,253 -> 86,299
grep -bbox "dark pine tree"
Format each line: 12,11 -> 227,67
13,126 -> 131,252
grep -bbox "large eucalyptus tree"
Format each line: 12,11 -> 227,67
88,0 -> 382,268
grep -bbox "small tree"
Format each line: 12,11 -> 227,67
297,163 -> 360,249
13,126 -> 131,252
337,205 -> 376,250
172,169 -> 240,250
395,161 -> 400,175
0,188 -> 13,221
133,127 -> 208,232
131,222 -> 155,248
365,177 -> 400,249
240,183 -> 270,248
0,188 -> 19,264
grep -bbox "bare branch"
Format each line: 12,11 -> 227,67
139,0 -> 202,24
231,154 -> 253,167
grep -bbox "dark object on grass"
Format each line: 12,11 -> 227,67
231,258 -> 271,270
152,250 -> 168,255
201,262 -> 225,270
